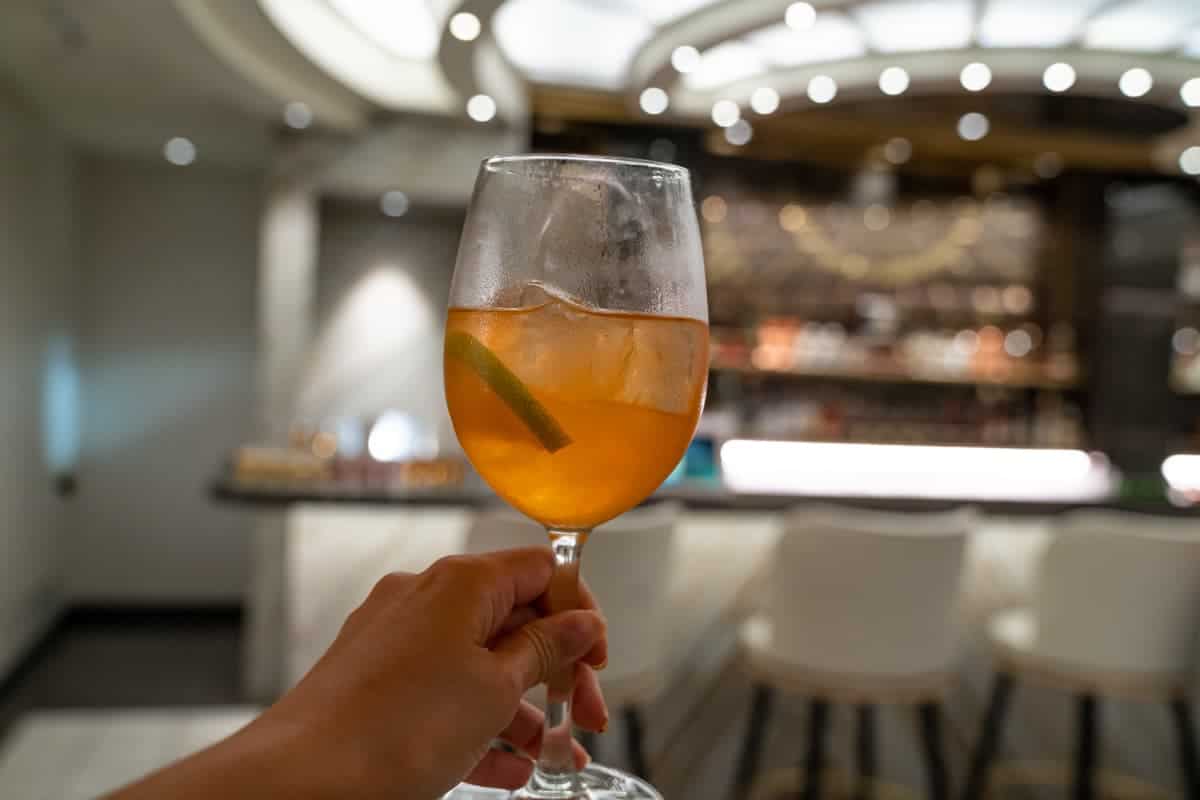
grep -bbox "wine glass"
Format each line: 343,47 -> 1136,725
443,154 -> 709,799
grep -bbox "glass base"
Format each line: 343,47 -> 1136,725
445,764 -> 661,800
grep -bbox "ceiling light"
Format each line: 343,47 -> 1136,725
807,75 -> 837,104
750,87 -> 780,115
1182,78 -> 1200,107
785,1 -> 816,31
1118,67 -> 1153,98
671,45 -> 701,74
1034,151 -> 1064,178
724,119 -> 753,146
960,62 -> 992,92
712,99 -> 740,127
283,101 -> 313,130
380,191 -> 410,217
448,11 -> 481,42
1043,62 -> 1076,93
163,137 -> 196,166
639,87 -> 669,115
1180,146 -> 1200,176
957,112 -> 990,141
884,137 -> 912,164
878,66 -> 910,96
701,195 -> 727,223
466,93 -> 497,122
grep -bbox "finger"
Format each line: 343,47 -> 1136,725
464,749 -> 534,790
498,701 -> 544,755
488,606 -> 539,647
492,610 -> 605,692
576,581 -> 608,670
571,663 -> 610,734
573,739 -> 591,770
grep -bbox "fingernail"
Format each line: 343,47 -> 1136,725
595,657 -> 608,671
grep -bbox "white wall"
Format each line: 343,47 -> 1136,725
295,202 -> 464,454
0,87 -> 77,674
69,154 -> 260,603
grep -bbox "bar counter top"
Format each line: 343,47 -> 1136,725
211,478 -> 1196,517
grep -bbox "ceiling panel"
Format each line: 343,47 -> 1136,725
747,16 -> 867,69
1084,0 -> 1200,52
494,0 -> 652,89
327,0 -> 438,60
855,0 -> 974,53
684,40 -> 767,91
977,0 -> 1112,48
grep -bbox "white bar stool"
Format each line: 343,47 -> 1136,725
963,510 -> 1200,800
731,505 -> 974,800
465,501 -> 681,782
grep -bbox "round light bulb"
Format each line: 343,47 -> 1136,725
380,191 -> 410,218
163,137 -> 196,166
750,87 -> 780,115
879,66 -> 910,96
639,87 -> 669,115
785,1 -> 816,31
711,99 -> 740,127
957,112 -> 990,141
1118,67 -> 1153,98
466,94 -> 497,122
1181,78 -> 1200,108
960,62 -> 992,92
724,119 -> 753,146
671,45 -> 701,74
1043,62 -> 1076,93
807,75 -> 837,104
448,12 -> 481,42
1180,146 -> 1200,176
283,101 -> 313,130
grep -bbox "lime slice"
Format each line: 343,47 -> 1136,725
446,331 -> 573,453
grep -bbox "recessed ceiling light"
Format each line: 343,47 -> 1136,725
725,119 -> 753,146
466,93 -> 497,122
712,99 -> 740,127
785,2 -> 817,31
878,66 -> 910,96
283,101 -> 313,130
380,191 -> 410,217
750,87 -> 780,115
807,75 -> 837,104
1181,78 -> 1200,108
960,62 -> 992,92
884,137 -> 912,164
1118,67 -> 1153,98
163,137 -> 196,166
448,12 -> 481,42
639,87 -> 669,115
1034,151 -> 1064,178
671,45 -> 701,74
957,112 -> 990,141
1043,62 -> 1076,93
1180,146 -> 1200,176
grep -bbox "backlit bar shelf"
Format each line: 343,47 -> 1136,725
711,357 -> 1080,391
719,439 -> 1117,503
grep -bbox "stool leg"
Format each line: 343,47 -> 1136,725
731,684 -> 775,800
1072,693 -> 1099,800
802,699 -> 831,800
1170,698 -> 1200,800
918,702 -> 949,800
963,673 -> 1015,800
623,706 -> 649,781
855,705 -> 877,800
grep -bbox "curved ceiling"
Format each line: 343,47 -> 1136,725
238,0 -> 1200,171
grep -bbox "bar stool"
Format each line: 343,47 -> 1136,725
963,510 -> 1200,800
465,501 -> 681,781
731,505 -> 974,800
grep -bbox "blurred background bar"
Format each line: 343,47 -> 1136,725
1,1 -> 1200,798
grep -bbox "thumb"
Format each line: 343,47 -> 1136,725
493,610 -> 605,692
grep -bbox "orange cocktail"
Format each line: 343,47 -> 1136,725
445,293 -> 708,529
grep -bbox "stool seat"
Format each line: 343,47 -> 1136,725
741,617 -> 951,705
988,607 -> 1191,700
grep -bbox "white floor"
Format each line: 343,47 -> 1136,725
0,708 -> 257,800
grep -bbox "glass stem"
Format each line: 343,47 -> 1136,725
531,528 -> 589,791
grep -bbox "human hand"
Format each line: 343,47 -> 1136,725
256,547 -> 609,799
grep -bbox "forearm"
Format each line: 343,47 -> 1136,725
104,716 -> 333,800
